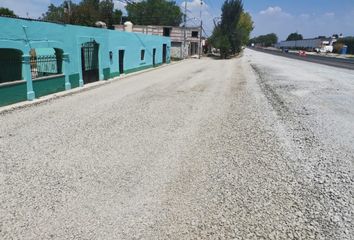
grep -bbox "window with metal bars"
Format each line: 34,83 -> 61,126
30,48 -> 63,79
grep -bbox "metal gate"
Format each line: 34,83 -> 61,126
81,42 -> 99,84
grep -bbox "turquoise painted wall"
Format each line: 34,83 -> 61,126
0,16 -> 171,107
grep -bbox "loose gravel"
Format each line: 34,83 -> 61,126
0,49 -> 353,239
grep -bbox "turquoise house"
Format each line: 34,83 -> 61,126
0,16 -> 171,107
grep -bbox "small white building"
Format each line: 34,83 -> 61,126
114,24 -> 201,59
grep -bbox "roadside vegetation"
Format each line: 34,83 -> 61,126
249,33 -> 278,47
4,0 -> 182,29
41,0 -> 122,29
334,37 -> 354,54
208,0 -> 254,59
286,32 -> 303,41
125,0 -> 182,26
0,7 -> 17,17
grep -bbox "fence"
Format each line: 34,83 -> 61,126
30,55 -> 62,79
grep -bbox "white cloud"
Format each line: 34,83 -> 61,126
183,0 -> 207,10
260,6 -> 282,15
259,6 -> 292,18
324,12 -> 335,17
299,13 -> 310,19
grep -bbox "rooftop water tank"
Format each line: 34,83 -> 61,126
124,21 -> 133,32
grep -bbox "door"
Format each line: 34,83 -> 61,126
81,42 -> 99,84
119,50 -> 124,74
153,48 -> 156,67
162,44 -> 167,64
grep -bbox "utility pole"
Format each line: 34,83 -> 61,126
199,0 -> 203,59
64,0 -> 72,24
183,1 -> 187,59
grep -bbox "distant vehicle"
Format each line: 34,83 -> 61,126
282,48 -> 289,53
275,36 -> 337,53
315,40 -> 335,53
299,50 -> 307,56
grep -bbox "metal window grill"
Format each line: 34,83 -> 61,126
30,55 -> 61,79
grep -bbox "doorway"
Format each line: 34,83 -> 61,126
119,49 -> 125,74
162,44 -> 167,64
81,41 -> 99,84
153,48 -> 156,67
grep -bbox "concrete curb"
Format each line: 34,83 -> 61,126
0,60 -> 186,115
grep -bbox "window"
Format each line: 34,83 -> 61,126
141,49 -> 145,61
192,31 -> 199,38
163,27 -> 171,37
0,49 -> 22,84
171,42 -> 182,47
30,48 -> 63,79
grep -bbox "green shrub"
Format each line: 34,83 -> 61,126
337,37 -> 354,54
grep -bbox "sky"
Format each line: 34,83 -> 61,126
1,0 -> 354,41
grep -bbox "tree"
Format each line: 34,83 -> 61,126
74,0 -> 100,26
126,0 -> 182,26
237,12 -> 254,46
42,0 -> 121,27
220,0 -> 243,53
286,32 -> 303,41
209,0 -> 246,58
99,0 -> 115,28
42,3 -> 66,22
335,36 -> 354,54
113,9 -> 123,25
209,26 -> 231,58
249,33 -> 278,47
0,7 -> 17,17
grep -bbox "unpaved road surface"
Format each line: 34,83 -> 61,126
250,47 -> 354,70
1,49 -> 353,239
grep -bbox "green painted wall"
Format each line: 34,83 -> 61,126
103,68 -> 110,80
0,82 -> 27,107
124,65 -> 153,74
110,72 -> 120,78
33,75 -> 65,98
69,74 -> 80,89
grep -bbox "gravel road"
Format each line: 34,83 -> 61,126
0,49 -> 353,239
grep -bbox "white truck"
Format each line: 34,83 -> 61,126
315,39 -> 336,53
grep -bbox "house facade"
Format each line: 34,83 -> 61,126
114,24 -> 201,59
0,17 -> 171,107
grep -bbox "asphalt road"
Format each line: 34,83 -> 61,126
249,47 -> 354,70
0,50 -> 353,239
